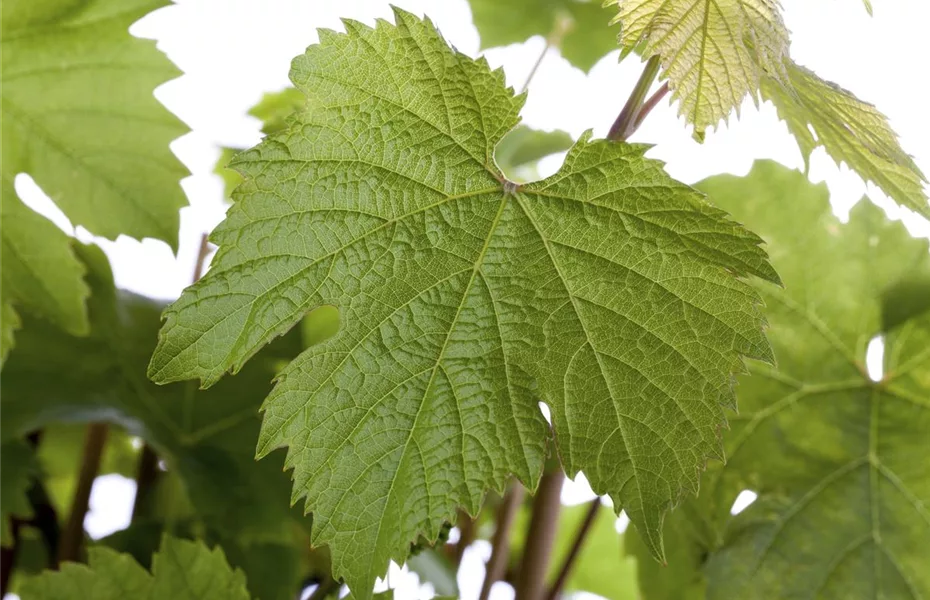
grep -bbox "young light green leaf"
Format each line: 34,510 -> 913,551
468,0 -> 620,72
20,536 -> 250,600
147,10 -> 777,597
1,300 -> 22,367
1,181 -> 90,343
762,61 -> 929,218
0,439 -> 37,546
1,0 -> 189,247
608,0 -> 790,139
630,161 -> 930,599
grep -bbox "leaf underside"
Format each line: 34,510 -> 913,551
629,161 -> 930,599
148,9 -> 777,597
468,0 -> 620,72
608,0 -> 928,216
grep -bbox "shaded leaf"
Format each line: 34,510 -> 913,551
20,536 -> 250,600
494,125 -> 573,183
1,439 -> 37,546
468,0 -> 619,72
148,10 -> 777,597
631,160 -> 930,599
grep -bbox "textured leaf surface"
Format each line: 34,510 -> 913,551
631,161 -> 930,599
148,10 -> 777,597
0,180 -> 89,341
20,536 -> 250,600
468,0 -> 620,72
0,439 -> 37,546
762,61 -> 929,218
1,0 -> 188,246
1,245 -> 304,549
609,0 -> 790,138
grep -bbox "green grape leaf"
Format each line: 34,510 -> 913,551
468,0 -> 619,72
511,502 -> 638,599
632,160 -> 930,599
1,299 -> 22,366
1,180 -> 89,340
1,244 -> 304,546
762,61 -> 929,218
147,10 -> 777,597
608,0 -> 790,139
1,0 -> 188,247
20,536 -> 250,600
0,439 -> 37,546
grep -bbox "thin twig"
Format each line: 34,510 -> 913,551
453,509 -> 476,567
478,484 -> 526,600
632,81 -> 670,132
544,498 -> 601,600
58,422 -> 109,563
130,444 -> 159,522
514,470 -> 564,600
520,13 -> 572,93
520,42 -> 550,94
192,232 -> 212,282
607,56 -> 661,142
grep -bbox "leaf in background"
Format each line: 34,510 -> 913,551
1,299 -> 22,367
406,550 -> 459,598
1,183 -> 89,346
468,0 -> 619,72
20,536 -> 250,600
608,0 -> 790,139
0,439 -> 37,546
215,88 -> 306,200
631,161 -> 930,599
762,61 -> 929,218
1,244 -> 306,566
1,0 -> 188,247
510,502 -> 638,599
148,10 -> 778,597
493,125 -> 573,183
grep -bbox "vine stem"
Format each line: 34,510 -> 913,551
520,13 -> 572,94
478,484 -> 525,600
514,470 -> 564,600
452,509 -> 476,567
607,56 -> 662,142
544,498 -> 601,600
131,232 -> 211,523
59,422 -> 109,563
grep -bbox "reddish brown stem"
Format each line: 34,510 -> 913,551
478,484 -> 525,600
58,423 -> 109,563
544,498 -> 601,600
514,470 -> 564,600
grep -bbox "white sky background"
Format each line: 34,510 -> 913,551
11,1 -> 929,599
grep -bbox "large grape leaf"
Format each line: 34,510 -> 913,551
0,439 -> 37,546
0,244 -> 305,549
20,536 -> 250,600
629,161 -> 930,599
762,61 -> 929,219
468,0 -> 620,72
608,0 -> 790,139
147,10 -> 779,597
1,0 -> 189,360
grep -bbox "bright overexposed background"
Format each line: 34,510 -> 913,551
10,1 -> 929,599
